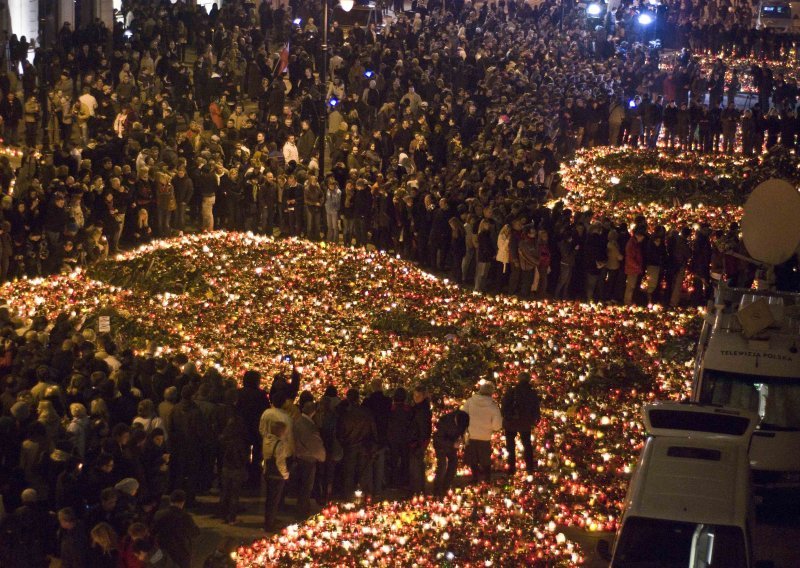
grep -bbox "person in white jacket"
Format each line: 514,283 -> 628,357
282,134 -> 300,166
461,381 -> 502,482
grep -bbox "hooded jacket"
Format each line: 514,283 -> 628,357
461,393 -> 502,441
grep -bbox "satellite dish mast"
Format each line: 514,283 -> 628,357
741,178 -> 800,290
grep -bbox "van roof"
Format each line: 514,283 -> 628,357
701,285 -> 800,378
625,435 -> 750,527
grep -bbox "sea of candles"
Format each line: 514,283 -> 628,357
1,232 -> 702,564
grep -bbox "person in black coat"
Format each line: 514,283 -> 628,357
691,224 -> 713,303
168,387 -> 208,506
151,490 -> 199,568
171,166 -> 194,232
57,507 -> 89,568
584,224 -> 608,301
362,379 -> 392,496
501,372 -> 541,475
0,92 -> 23,145
432,409 -> 469,497
0,489 -> 55,568
386,388 -> 412,489
427,198 -> 452,270
218,416 -> 249,524
336,388 -> 377,497
407,384 -> 432,495
352,180 -> 373,247
236,370 -> 269,485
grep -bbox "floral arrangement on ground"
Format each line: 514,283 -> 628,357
1,233 -> 701,566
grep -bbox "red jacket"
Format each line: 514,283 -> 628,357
624,236 -> 644,275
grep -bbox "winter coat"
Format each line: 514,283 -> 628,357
645,239 -> 667,268
152,505 -> 200,568
461,393 -> 502,441
169,399 -> 208,448
585,232 -> 608,274
219,418 -> 249,472
495,224 -> 512,266
433,409 -> 469,448
606,232 -> 624,271
363,391 -> 392,447
476,230 -> 494,263
259,406 -> 294,457
297,130 -> 316,163
294,414 -> 326,462
624,236 -> 644,276
501,381 -> 541,432
518,235 -> 539,271
387,402 -> 413,448
324,187 -> 341,214
408,399 -> 432,450
336,403 -> 377,449
172,175 -> 194,204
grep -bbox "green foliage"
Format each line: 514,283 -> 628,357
90,249 -> 211,295
426,335 -> 501,397
371,308 -> 455,337
82,306 -> 177,350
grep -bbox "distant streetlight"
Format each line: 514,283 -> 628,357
587,3 -> 602,17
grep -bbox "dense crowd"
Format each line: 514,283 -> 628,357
0,0 -> 797,305
0,302 -> 540,566
0,0 -> 799,565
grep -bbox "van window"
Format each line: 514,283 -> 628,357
648,408 -> 751,436
700,369 -> 800,430
614,517 -> 747,567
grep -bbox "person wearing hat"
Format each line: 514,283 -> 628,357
461,381 -> 502,483
501,372 -> 541,475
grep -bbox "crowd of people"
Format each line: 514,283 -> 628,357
0,305 -> 540,566
0,0 -> 798,564
0,0 -> 797,302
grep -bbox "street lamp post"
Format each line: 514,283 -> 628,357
319,0 -> 354,178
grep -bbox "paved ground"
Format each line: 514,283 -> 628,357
191,484 -> 295,566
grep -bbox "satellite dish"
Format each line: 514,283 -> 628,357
742,179 -> 800,266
